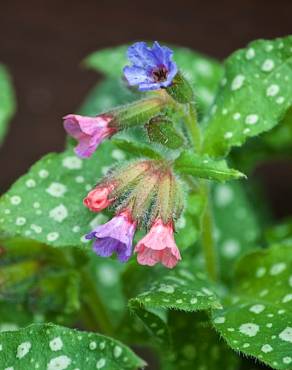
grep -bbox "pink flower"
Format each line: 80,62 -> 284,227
135,219 -> 181,268
83,182 -> 116,212
63,114 -> 116,158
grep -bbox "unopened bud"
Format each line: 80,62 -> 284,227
166,72 -> 194,104
110,97 -> 169,130
127,170 -> 160,222
156,171 -> 184,224
83,182 -> 116,212
146,116 -> 184,149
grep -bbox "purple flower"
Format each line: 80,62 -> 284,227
63,114 -> 117,158
123,41 -> 178,91
86,210 -> 136,262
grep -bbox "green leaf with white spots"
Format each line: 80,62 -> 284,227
129,262 -> 222,313
0,144 -> 125,247
174,151 -> 246,181
84,44 -> 223,113
212,181 -> 262,283
162,311 -> 239,370
0,64 -> 15,145
212,244 -> 292,370
0,323 -> 146,369
203,35 -> 292,157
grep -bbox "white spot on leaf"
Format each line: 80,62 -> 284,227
49,204 -> 68,223
16,341 -> 31,359
47,355 -> 71,370
231,75 -> 245,91
46,183 -> 67,198
49,337 -> 63,351
239,323 -> 259,337
62,156 -> 82,170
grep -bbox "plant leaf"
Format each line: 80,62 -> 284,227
0,64 -> 15,144
113,139 -> 163,159
212,244 -> 292,370
0,323 -> 145,369
84,44 -> 223,113
162,311 -> 239,370
129,261 -> 222,313
212,181 -> 262,283
174,151 -> 245,181
203,35 -> 292,157
0,145 -> 121,247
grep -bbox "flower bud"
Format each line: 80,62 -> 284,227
83,182 -> 116,212
154,171 -> 184,224
166,72 -> 194,104
146,116 -> 185,149
110,97 -> 169,130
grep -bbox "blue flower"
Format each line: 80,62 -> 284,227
123,41 -> 178,91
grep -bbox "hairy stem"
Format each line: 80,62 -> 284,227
185,102 -> 202,151
182,101 -> 218,281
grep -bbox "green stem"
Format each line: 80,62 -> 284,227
80,268 -> 114,335
200,182 -> 218,281
185,102 -> 202,151
181,101 -> 218,281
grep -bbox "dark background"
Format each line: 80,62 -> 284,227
0,0 -> 291,216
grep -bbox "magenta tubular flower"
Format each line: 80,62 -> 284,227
63,114 -> 116,158
135,219 -> 181,268
86,210 -> 136,262
123,41 -> 178,91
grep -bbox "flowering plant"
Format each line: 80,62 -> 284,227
0,36 -> 292,370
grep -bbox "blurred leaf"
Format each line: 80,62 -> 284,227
84,44 -> 223,113
212,244 -> 292,370
0,323 -> 146,369
174,151 -> 246,181
203,36 -> 292,157
79,78 -> 137,115
212,181 -> 262,283
162,311 -> 239,370
0,64 -> 15,145
265,218 -> 292,246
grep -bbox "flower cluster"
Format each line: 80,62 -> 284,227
84,161 -> 183,268
64,41 -> 190,268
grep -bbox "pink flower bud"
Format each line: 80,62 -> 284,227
63,114 -> 117,158
135,219 -> 181,268
83,183 -> 116,212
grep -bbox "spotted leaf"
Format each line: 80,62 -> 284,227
84,44 -> 223,113
0,323 -> 145,369
0,145 -> 122,247
212,181 -> 262,283
212,244 -> 292,370
129,262 -> 222,313
0,64 -> 15,144
203,35 -> 292,157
